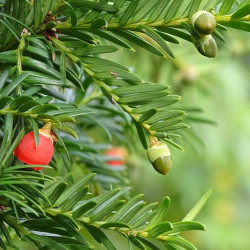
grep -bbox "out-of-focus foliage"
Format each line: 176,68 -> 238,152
115,29 -> 250,250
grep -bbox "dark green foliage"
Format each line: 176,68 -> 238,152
0,0 -> 249,249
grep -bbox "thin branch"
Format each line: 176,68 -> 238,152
40,15 -> 250,33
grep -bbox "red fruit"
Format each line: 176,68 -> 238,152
13,128 -> 54,170
105,147 -> 126,166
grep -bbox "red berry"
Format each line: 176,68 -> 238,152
13,129 -> 54,170
105,147 -> 126,166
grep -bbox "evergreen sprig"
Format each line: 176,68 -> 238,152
0,167 -> 212,250
0,0 -> 249,249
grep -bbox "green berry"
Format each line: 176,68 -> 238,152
203,36 -> 217,58
191,11 -> 216,35
147,141 -> 172,175
199,35 -> 217,58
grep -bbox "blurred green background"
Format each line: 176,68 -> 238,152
106,29 -> 250,250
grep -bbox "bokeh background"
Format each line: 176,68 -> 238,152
106,28 -> 250,250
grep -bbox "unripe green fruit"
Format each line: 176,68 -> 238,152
199,35 -> 217,58
191,11 -> 216,35
147,141 -> 172,175
203,36 -> 217,58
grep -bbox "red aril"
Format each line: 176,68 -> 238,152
13,124 -> 54,170
105,147 -> 126,166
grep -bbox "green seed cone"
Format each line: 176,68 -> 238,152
192,11 -> 216,35
203,36 -> 217,58
196,35 -> 217,58
147,141 -> 172,175
152,156 -> 172,175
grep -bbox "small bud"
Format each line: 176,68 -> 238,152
178,66 -> 199,84
191,11 -> 216,35
147,141 -> 172,175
